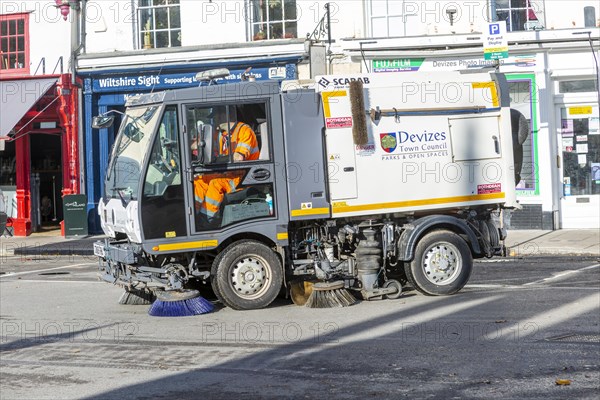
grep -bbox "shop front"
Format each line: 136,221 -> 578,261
0,74 -> 80,236
79,59 -> 299,233
551,50 -> 600,228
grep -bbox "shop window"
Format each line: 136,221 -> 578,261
0,13 -> 29,76
138,0 -> 181,49
0,140 -> 16,186
509,80 -> 536,191
250,0 -> 297,40
560,108 -> 600,196
558,80 -> 598,94
494,0 -> 543,31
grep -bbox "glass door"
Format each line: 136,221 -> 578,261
185,102 -> 275,232
558,105 -> 600,228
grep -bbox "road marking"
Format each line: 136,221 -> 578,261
466,284 -> 524,289
523,263 -> 600,286
0,263 -> 96,278
465,284 -> 599,291
0,279 -> 101,284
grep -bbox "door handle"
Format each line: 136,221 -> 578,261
343,167 -> 355,172
251,169 -> 271,181
492,135 -> 500,154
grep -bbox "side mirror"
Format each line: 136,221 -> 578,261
123,123 -> 143,143
92,115 -> 115,129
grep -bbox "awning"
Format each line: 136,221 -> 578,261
0,77 -> 58,138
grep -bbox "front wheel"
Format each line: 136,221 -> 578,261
404,230 -> 472,296
211,240 -> 283,310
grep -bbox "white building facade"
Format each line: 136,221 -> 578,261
8,0 -> 595,231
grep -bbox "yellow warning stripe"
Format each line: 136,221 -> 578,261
291,207 -> 330,217
332,193 -> 505,214
472,82 -> 499,108
277,232 -> 289,240
154,239 -> 218,252
322,90 -> 347,118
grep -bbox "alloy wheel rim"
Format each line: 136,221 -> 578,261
230,255 -> 271,299
422,242 -> 462,285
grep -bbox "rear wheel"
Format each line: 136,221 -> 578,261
211,240 -> 283,310
404,230 -> 472,296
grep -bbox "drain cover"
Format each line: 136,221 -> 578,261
547,333 -> 600,343
38,272 -> 71,276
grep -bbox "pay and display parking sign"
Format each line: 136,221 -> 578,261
483,21 -> 509,60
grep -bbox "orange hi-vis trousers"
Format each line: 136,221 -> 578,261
194,172 -> 243,220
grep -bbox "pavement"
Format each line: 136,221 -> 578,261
0,230 -> 103,257
505,229 -> 599,257
0,228 -> 598,257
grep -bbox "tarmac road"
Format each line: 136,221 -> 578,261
0,255 -> 599,399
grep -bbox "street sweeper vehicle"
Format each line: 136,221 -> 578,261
93,68 -> 521,313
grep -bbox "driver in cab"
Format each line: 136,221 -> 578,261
193,120 -> 260,224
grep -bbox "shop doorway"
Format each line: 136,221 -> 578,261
557,104 -> 600,228
30,133 -> 63,231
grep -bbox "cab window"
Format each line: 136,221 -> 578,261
186,102 -> 269,165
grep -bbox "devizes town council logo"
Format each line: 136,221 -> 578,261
380,132 -> 397,153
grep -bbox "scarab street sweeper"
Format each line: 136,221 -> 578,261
93,68 -> 522,315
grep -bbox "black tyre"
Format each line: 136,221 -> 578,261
211,240 -> 283,310
404,230 -> 472,296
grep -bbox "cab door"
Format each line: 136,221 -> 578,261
184,101 -> 277,233
140,105 -> 187,239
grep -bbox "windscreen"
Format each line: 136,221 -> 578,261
104,105 -> 162,201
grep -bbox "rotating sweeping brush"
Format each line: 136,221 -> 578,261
349,80 -> 368,145
148,289 -> 214,317
305,281 -> 357,308
290,280 -> 315,306
118,287 -> 156,305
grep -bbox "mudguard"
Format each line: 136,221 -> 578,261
397,215 -> 482,261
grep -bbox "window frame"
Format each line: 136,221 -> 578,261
184,100 -> 275,233
249,0 -> 298,41
507,74 -> 541,196
366,0 -> 407,38
494,0 -> 543,32
137,0 -> 181,49
0,12 -> 30,77
186,101 -> 270,168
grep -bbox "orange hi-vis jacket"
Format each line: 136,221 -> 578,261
219,122 -> 260,161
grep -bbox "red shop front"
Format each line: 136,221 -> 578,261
0,74 -> 80,236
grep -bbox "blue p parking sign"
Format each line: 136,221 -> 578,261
489,23 -> 501,35
483,21 -> 508,60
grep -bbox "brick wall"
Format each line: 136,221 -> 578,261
511,204 -> 555,230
